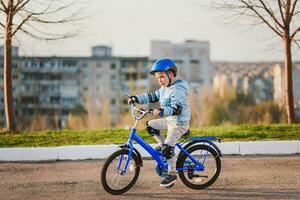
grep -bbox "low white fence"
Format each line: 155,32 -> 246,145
0,140 -> 299,162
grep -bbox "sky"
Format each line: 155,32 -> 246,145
15,0 -> 300,61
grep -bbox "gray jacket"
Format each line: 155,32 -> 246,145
136,79 -> 191,125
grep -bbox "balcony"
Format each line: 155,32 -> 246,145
21,66 -> 78,73
22,79 -> 77,85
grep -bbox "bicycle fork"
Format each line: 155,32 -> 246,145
116,143 -> 134,175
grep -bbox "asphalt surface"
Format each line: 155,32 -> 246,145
0,155 -> 299,200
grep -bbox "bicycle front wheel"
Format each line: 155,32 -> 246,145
177,144 -> 221,189
101,149 -> 140,195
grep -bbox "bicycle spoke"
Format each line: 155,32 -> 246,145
177,144 -> 221,189
101,149 -> 140,194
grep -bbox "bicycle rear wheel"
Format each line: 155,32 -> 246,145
177,144 -> 221,189
101,149 -> 140,195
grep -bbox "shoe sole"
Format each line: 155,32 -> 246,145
160,179 -> 176,187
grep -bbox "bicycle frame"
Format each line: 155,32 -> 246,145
117,102 -> 206,175
102,97 -> 222,195
120,127 -> 205,174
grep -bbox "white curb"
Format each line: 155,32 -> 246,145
239,140 -> 299,155
0,140 -> 299,162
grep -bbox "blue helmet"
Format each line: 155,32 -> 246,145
149,58 -> 177,76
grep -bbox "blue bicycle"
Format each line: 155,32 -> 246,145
101,103 -> 222,195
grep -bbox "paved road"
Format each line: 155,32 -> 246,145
0,156 -> 299,200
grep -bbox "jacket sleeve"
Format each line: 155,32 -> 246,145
161,88 -> 186,117
136,89 -> 160,104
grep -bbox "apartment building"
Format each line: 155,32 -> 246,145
273,63 -> 300,107
0,61 -> 21,127
0,46 -> 149,128
150,40 -> 212,95
213,61 -> 300,106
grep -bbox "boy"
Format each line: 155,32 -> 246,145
128,58 -> 191,187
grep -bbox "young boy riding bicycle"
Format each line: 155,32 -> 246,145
128,58 -> 191,187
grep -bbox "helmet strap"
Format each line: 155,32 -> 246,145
165,71 -> 172,87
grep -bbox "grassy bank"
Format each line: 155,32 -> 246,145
0,124 -> 299,147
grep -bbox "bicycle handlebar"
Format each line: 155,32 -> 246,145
124,92 -> 153,120
130,103 -> 153,120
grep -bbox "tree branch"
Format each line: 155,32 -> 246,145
0,22 -> 4,28
0,6 -> 5,13
15,0 -> 52,16
20,0 -> 78,16
278,0 -> 286,24
19,26 -> 77,41
258,0 -> 284,29
290,0 -> 298,16
280,0 -> 287,8
293,10 -> 300,16
21,21 -> 78,39
293,38 -> 300,48
13,0 -> 30,15
28,4 -> 85,25
0,0 -> 7,12
30,9 -> 82,24
240,0 -> 283,37
291,27 -> 300,39
11,13 -> 32,37
285,0 -> 292,24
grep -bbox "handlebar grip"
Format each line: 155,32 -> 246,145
149,109 -> 153,114
129,96 -> 138,104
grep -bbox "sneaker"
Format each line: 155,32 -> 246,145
160,174 -> 177,187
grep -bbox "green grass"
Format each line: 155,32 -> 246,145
0,124 -> 299,147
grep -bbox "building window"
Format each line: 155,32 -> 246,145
175,60 -> 183,64
82,62 -> 88,68
111,99 -> 116,105
96,74 -> 101,79
24,85 -> 30,92
83,74 -> 88,79
62,97 -> 75,104
12,74 -> 18,80
63,60 -> 77,67
21,96 -> 38,104
191,60 -> 199,64
111,75 -> 116,80
111,63 -> 116,70
50,96 -> 60,104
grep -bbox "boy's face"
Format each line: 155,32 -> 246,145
154,71 -> 170,87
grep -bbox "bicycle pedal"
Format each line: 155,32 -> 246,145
165,183 -> 174,188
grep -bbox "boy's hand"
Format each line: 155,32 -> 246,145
127,96 -> 138,104
127,98 -> 134,105
153,108 -> 162,116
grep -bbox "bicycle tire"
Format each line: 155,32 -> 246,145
177,144 -> 221,189
101,149 -> 140,195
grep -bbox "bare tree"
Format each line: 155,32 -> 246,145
212,0 -> 300,124
0,0 -> 89,131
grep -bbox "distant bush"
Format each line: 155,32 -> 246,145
190,87 -> 286,126
66,114 -> 86,130
207,105 -> 230,125
234,101 -> 284,124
